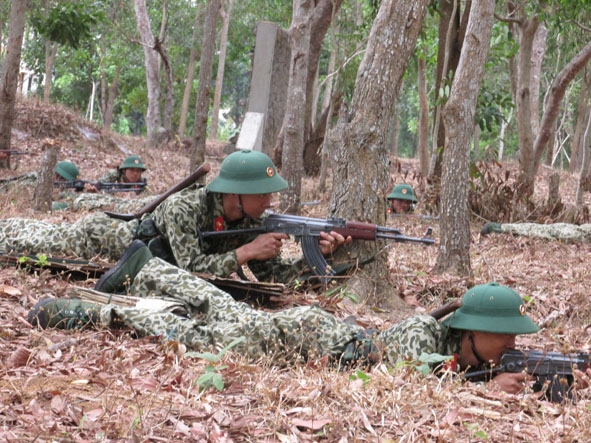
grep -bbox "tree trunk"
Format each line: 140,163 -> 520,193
101,68 -> 120,130
428,0 -> 470,181
179,5 -> 204,138
134,0 -> 161,147
569,68 -> 591,172
433,0 -> 495,277
302,0 -> 343,174
210,0 -> 233,140
43,41 -> 58,103
156,2 -> 174,134
328,0 -> 428,312
274,0 -> 342,174
417,51 -> 430,177
0,0 -> 26,169
190,0 -> 220,172
279,0 -> 313,214
524,41 -> 591,193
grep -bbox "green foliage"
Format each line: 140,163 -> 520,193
349,369 -> 371,385
185,336 -> 245,392
30,2 -> 104,49
325,285 -> 359,303
415,352 -> 453,376
18,254 -> 49,267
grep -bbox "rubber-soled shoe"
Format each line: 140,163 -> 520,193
28,298 -> 100,329
95,240 -> 153,293
481,222 -> 502,235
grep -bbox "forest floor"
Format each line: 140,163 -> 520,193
2,97 -> 591,442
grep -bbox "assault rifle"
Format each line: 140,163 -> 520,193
198,212 -> 435,278
0,150 -> 36,157
464,348 -> 591,402
54,179 -> 147,193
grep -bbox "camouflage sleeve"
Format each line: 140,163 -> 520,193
248,256 -> 307,284
98,169 -> 120,183
378,315 -> 445,365
152,186 -> 241,277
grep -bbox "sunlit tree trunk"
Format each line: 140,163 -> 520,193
43,41 -> 58,103
134,0 -> 161,147
210,0 -> 233,140
417,51 -> 430,177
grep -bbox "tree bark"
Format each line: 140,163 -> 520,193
569,68 -> 591,172
428,0 -> 471,181
279,0 -> 313,213
417,52 -> 430,177
190,0 -> 220,172
210,0 -> 233,140
525,41 -> 591,192
433,0 -> 495,276
0,0 -> 26,169
43,41 -> 58,103
134,0 -> 162,147
33,140 -> 59,213
327,0 -> 428,311
156,2 -> 174,134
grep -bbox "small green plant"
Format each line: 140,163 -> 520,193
349,369 -> 371,385
18,254 -> 49,267
186,337 -> 245,392
415,352 -> 454,375
325,285 -> 359,303
465,422 -> 489,440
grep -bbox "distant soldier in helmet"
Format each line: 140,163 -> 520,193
387,183 -> 418,214
0,150 -> 348,285
84,155 -> 148,194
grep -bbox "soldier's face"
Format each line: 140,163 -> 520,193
389,198 -> 411,214
469,331 -> 516,366
241,193 -> 273,218
123,168 -> 143,183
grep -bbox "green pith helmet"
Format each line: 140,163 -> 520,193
206,149 -> 288,194
55,161 -> 80,181
387,184 -> 418,203
119,155 -> 146,170
442,282 -> 539,335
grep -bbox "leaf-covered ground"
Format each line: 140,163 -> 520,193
1,98 -> 591,442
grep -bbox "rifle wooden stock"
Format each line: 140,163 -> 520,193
104,162 -> 211,221
429,298 -> 462,320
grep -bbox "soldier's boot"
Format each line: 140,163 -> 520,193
480,222 -> 503,235
95,239 -> 153,293
28,298 -> 100,330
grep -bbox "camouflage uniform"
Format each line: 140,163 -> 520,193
498,222 -> 591,242
99,257 -> 460,364
149,183 -> 306,282
0,214 -> 136,259
0,185 -> 306,283
72,193 -> 154,213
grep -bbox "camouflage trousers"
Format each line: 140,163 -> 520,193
73,194 -> 154,213
99,258 -> 445,365
0,214 -> 138,260
500,222 -> 591,242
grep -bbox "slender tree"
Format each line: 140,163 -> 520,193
190,0 -> 221,171
434,0 -> 495,276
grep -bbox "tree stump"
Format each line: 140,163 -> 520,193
33,139 -> 59,212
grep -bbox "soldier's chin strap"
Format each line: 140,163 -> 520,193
237,195 -> 252,228
469,333 -> 489,367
